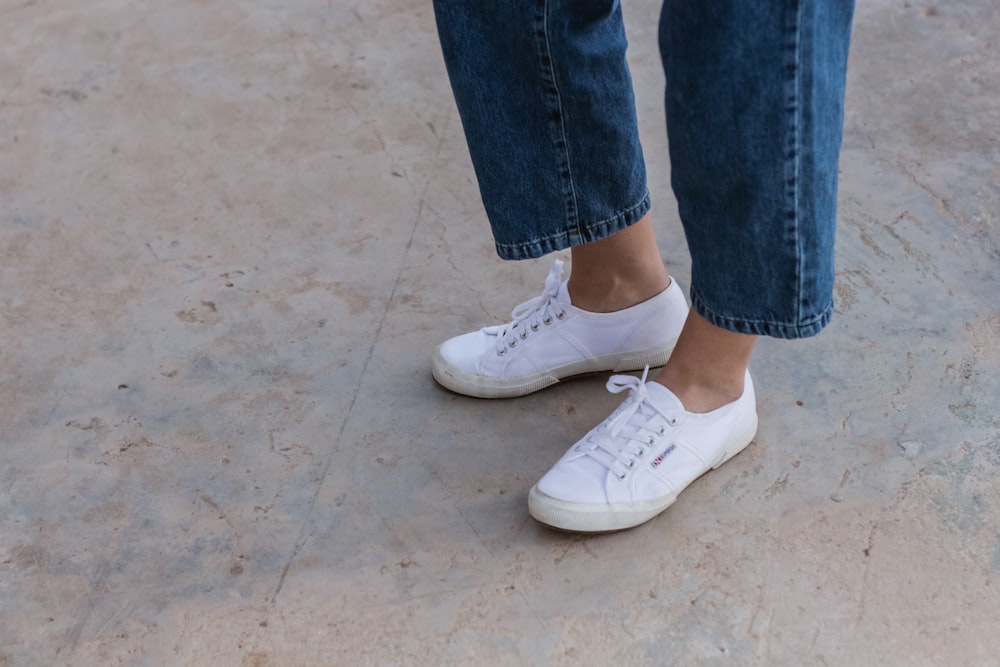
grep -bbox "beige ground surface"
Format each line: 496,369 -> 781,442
1,1 -> 998,665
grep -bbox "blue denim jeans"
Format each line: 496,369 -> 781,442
433,0 -> 854,339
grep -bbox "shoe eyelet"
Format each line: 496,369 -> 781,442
628,460 -> 635,468
497,347 -> 507,357
658,426 -> 666,435
508,340 -> 517,348
637,448 -> 645,457
530,323 -> 539,332
617,472 -> 627,481
519,330 -> 528,340
543,316 -> 552,325
646,436 -> 654,445
556,310 -> 566,320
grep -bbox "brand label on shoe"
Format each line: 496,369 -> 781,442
650,443 -> 676,469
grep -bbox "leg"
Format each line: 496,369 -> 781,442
651,0 -> 855,413
431,1 -> 688,399
432,0 -> 651,260
655,311 -> 757,413
568,212 -> 669,314
529,0 -> 855,531
661,0 -> 855,339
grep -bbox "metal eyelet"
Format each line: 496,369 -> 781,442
617,472 -> 627,481
519,330 -> 528,340
658,426 -> 666,435
508,339 -> 517,348
556,310 -> 566,320
647,436 -> 655,445
497,347 -> 507,356
637,448 -> 645,457
543,316 -> 552,325
530,323 -> 539,331
628,460 -> 635,468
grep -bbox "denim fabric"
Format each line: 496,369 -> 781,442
433,0 -> 854,339
433,0 -> 650,260
661,0 -> 854,338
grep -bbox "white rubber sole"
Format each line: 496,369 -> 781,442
527,416 -> 758,533
431,341 -> 677,399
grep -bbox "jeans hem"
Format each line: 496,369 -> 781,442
494,191 -> 652,261
691,290 -> 833,340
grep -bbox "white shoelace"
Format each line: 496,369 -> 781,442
584,366 -> 680,479
494,260 -> 568,356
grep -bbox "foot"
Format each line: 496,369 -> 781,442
528,367 -> 757,532
431,260 -> 689,398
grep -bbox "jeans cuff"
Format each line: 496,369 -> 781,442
691,291 -> 833,340
493,191 -> 651,261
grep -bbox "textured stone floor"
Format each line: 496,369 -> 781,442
1,1 -> 998,665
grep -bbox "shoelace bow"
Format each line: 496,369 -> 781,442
586,367 -> 680,477
494,259 -> 567,356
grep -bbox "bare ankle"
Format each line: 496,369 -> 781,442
653,368 -> 746,413
567,272 -> 670,313
565,212 -> 670,312
651,310 -> 757,413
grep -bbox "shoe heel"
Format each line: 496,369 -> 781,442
711,415 -> 758,470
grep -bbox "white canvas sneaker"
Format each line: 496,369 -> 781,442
528,367 -> 758,532
432,260 -> 689,398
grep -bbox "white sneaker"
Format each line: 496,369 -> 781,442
528,367 -> 757,532
431,260 -> 689,398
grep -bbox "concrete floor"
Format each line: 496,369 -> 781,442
1,0 -> 998,665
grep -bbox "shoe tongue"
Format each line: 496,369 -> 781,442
644,381 -> 686,412
556,280 -> 572,305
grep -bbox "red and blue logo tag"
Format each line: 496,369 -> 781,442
651,443 -> 676,469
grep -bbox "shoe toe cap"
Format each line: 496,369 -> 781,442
437,330 -> 495,373
536,456 -> 611,504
